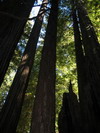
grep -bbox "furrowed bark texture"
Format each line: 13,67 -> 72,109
78,11 -> 100,108
58,0 -> 100,133
30,0 -> 58,133
73,4 -> 95,133
0,0 -> 47,132
74,0 -> 100,132
78,12 -> 100,133
76,0 -> 100,103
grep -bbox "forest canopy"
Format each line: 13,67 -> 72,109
0,0 -> 100,133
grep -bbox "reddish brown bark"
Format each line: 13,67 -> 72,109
0,0 -> 47,132
30,0 -> 58,132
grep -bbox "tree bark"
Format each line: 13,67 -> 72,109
78,11 -> 100,133
58,93 -> 74,133
76,0 -> 100,103
78,11 -> 100,105
72,3 -> 96,133
58,82 -> 81,133
0,0 -> 47,132
68,81 -> 82,133
75,0 -> 100,48
0,0 -> 35,86
30,0 -> 58,132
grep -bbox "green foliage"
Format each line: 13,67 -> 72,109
86,0 -> 100,42
0,0 -> 100,132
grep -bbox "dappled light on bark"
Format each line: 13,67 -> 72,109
0,0 -> 100,132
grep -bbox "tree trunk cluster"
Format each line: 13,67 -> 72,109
0,0 -> 34,86
0,0 -> 100,132
58,0 -> 100,133
0,0 -> 58,132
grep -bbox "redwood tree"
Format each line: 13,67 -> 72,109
72,8 -> 96,132
0,0 -> 35,86
0,0 -> 47,132
30,0 -> 58,132
73,0 -> 100,132
76,0 -> 100,108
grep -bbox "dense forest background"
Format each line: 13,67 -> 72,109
0,0 -> 100,132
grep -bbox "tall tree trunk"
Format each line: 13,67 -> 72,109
75,2 -> 100,130
75,0 -> 100,100
78,11 -> 100,105
77,4 -> 100,73
30,0 -> 58,132
0,0 -> 47,132
0,0 -> 35,86
72,5 -> 86,104
78,12 -> 100,133
72,4 -> 96,133
75,0 -> 100,48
